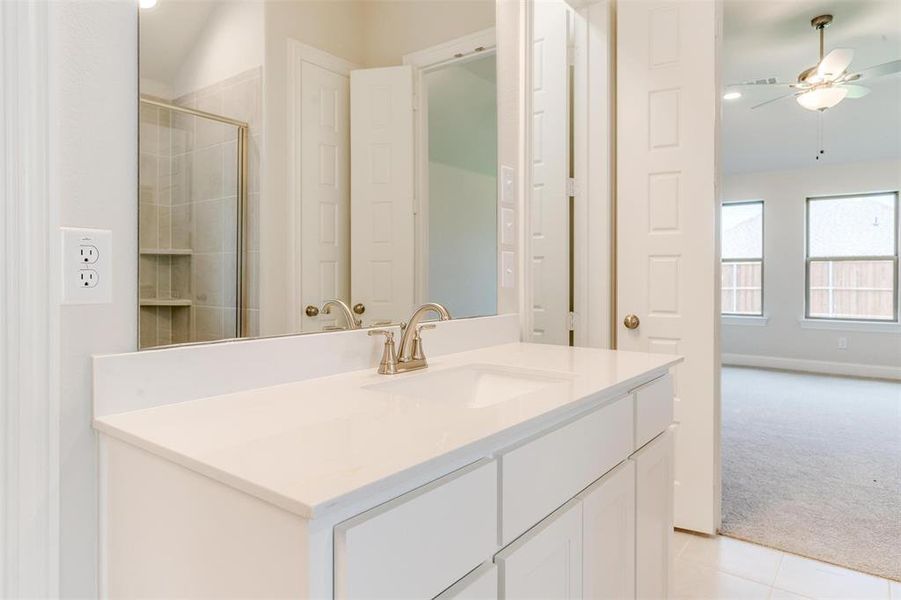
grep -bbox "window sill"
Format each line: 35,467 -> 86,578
797,318 -> 900,333
722,315 -> 769,327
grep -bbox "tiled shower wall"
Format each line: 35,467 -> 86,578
138,67 -> 262,348
139,104 -> 192,347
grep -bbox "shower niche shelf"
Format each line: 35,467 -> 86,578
139,298 -> 193,307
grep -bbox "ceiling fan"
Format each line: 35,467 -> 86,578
727,14 -> 901,111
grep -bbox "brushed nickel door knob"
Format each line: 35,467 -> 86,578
305,305 -> 319,317
353,303 -> 366,315
623,314 -> 640,330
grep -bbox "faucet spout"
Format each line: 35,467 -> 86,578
398,302 -> 451,362
321,299 -> 361,330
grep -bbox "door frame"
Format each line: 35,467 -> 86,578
286,39 -> 359,332
1,1 -> 61,596
522,0 -> 613,347
403,27 -> 497,305
520,0 -> 723,533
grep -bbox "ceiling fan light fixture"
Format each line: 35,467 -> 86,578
796,86 -> 847,111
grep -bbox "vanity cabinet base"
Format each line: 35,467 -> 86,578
101,438 -> 309,599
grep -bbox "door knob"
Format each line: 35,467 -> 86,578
305,305 -> 319,317
623,314 -> 640,330
353,303 -> 366,315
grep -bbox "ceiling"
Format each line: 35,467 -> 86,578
722,0 -> 901,175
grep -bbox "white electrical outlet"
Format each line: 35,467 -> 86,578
837,336 -> 848,350
62,227 -> 112,304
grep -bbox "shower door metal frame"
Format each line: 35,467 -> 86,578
138,96 -> 250,342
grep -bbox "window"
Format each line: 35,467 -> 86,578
721,201 -> 763,316
806,192 -> 898,322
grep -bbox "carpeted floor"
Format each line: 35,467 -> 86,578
720,366 -> 901,582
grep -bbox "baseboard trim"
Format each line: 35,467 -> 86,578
722,353 -> 901,381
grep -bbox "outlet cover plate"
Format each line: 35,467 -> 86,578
62,227 -> 112,304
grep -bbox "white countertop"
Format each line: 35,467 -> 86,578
94,343 -> 681,519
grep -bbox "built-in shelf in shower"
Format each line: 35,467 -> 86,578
139,298 -> 193,307
140,248 -> 193,256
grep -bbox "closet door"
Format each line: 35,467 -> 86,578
580,461 -> 636,600
496,500 -> 582,599
634,429 -> 675,600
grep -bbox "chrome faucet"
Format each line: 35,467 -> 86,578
321,299 -> 361,330
368,302 -> 451,374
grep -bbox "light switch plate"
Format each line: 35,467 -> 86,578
501,207 -> 515,245
501,251 -> 515,288
501,165 -> 515,206
61,227 -> 112,304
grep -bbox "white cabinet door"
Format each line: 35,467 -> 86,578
580,461 -> 636,600
436,563 -> 498,600
496,499 -> 582,600
349,66 -> 415,324
634,429 -> 674,600
616,0 -> 719,534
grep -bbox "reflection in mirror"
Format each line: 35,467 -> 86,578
138,0 -> 498,348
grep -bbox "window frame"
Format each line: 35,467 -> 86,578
804,191 -> 900,323
721,199 -> 765,317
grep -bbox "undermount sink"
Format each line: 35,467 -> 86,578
364,363 -> 575,408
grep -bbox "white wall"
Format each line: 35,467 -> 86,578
49,1 -> 138,596
721,159 -> 901,375
426,56 -> 498,318
170,2 -> 264,99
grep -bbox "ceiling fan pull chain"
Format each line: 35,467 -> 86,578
815,112 -> 825,161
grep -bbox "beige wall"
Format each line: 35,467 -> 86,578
361,0 -> 496,67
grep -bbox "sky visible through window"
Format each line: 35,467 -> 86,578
808,194 -> 896,258
722,202 -> 763,259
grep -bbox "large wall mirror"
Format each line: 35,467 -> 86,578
138,0 -> 498,348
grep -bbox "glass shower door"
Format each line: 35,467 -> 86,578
138,98 -> 246,349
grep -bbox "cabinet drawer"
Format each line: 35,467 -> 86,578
334,459 -> 497,600
633,373 -> 673,450
499,395 -> 633,544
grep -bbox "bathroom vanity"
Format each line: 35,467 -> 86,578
95,341 -> 680,599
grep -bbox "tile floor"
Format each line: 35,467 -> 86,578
673,530 -> 901,600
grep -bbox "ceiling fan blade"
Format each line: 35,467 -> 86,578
817,48 -> 855,81
727,78 -> 796,88
850,59 -> 901,81
838,84 -> 871,99
750,93 -> 797,110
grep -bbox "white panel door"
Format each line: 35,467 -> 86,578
634,429 -> 674,600
528,0 -> 570,345
496,500 -> 582,600
616,0 -> 719,533
350,66 -> 415,324
580,461 -> 636,600
300,61 -> 350,332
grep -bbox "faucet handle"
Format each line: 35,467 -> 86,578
368,329 -> 398,375
411,323 -> 436,362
